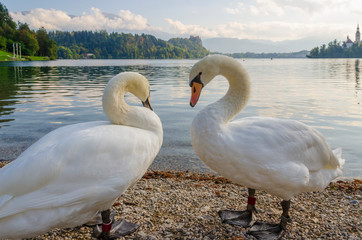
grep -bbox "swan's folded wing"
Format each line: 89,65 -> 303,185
20,121 -> 107,156
0,121 -> 108,206
0,147 -> 66,209
229,117 -> 339,171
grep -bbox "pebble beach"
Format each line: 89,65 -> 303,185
1,162 -> 360,240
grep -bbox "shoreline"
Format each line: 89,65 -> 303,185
1,162 -> 361,239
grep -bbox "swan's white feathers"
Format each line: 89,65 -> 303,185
190,55 -> 344,200
0,121 -> 159,218
0,72 -> 163,239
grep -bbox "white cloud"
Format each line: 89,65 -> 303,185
10,7 -> 157,32
225,2 -> 245,15
225,7 -> 240,15
165,18 -> 219,38
215,21 -> 350,41
250,0 -> 362,17
253,0 -> 284,16
163,16 -> 351,42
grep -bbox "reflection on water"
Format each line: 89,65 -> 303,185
0,59 -> 361,178
354,60 -> 360,103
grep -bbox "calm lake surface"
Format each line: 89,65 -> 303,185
0,58 -> 361,178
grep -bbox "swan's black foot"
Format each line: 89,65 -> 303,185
247,222 -> 284,240
93,219 -> 139,239
218,210 -> 254,227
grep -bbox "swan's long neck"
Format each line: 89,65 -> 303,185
207,62 -> 251,123
102,80 -> 154,131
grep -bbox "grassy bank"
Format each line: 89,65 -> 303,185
0,50 -> 50,61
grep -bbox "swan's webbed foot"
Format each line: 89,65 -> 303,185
247,209 -> 291,240
92,209 -> 139,239
218,189 -> 257,227
218,209 -> 255,227
93,219 -> 139,239
247,222 -> 284,240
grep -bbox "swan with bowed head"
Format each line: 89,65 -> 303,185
0,72 -> 163,239
189,55 -> 344,239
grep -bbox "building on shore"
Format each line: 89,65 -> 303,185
345,25 -> 360,48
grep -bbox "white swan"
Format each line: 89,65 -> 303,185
0,72 -> 163,239
189,55 -> 344,239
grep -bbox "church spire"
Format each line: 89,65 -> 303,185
356,24 -> 361,46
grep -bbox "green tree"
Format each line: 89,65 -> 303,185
36,27 -> 49,56
0,2 -> 16,52
47,39 -> 57,60
57,46 -> 73,59
0,35 -> 6,50
36,27 -> 57,59
15,22 -> 39,56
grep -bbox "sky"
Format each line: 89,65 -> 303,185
2,0 -> 362,44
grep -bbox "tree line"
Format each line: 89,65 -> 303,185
50,31 -> 209,59
223,50 -> 309,58
307,39 -> 362,58
1,2 -> 209,60
0,2 -> 57,59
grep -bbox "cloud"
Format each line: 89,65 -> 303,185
10,7 -> 158,32
250,0 -> 362,17
247,0 -> 322,16
252,0 -> 284,16
164,17 -> 351,42
225,2 -> 245,15
164,18 -> 219,38
215,21 -> 351,41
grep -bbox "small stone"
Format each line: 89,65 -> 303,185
312,218 -> 319,224
201,206 -> 210,212
349,200 -> 359,204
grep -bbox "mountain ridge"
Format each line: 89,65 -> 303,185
203,37 -> 325,53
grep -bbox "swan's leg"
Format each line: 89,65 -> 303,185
247,200 -> 291,240
92,209 -> 139,239
85,210 -> 116,226
218,188 -> 256,227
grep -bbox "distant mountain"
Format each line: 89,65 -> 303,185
203,37 -> 326,53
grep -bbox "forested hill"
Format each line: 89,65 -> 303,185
49,31 -> 209,59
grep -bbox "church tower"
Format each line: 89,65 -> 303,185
356,24 -> 361,46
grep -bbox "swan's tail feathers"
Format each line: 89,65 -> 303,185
332,147 -> 345,168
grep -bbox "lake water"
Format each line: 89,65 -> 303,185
0,58 -> 361,178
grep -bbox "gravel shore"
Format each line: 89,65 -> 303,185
1,162 -> 361,240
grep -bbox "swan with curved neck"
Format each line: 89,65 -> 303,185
189,55 -> 344,239
0,72 -> 163,239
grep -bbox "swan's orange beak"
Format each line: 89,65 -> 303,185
142,96 -> 153,111
190,82 -> 203,107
